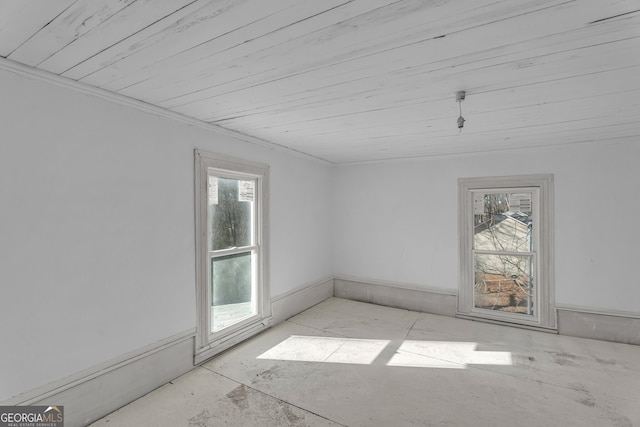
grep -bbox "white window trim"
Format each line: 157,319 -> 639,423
194,150 -> 271,364
458,174 -> 556,331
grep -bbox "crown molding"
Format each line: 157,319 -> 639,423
0,57 -> 332,166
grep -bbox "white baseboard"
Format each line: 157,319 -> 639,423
0,278 -> 335,427
194,319 -> 272,365
271,276 -> 334,324
194,278 -> 334,364
334,276 -> 457,317
2,330 -> 195,427
557,306 -> 640,345
333,278 -> 640,346
4,279 -> 637,427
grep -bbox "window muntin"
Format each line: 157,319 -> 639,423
458,175 -> 555,330
195,150 -> 271,364
472,190 -> 536,316
207,175 -> 257,332
474,253 -> 534,315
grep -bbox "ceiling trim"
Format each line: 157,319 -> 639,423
0,57 -> 332,166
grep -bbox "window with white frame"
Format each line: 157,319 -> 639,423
458,175 -> 556,330
194,150 -> 271,364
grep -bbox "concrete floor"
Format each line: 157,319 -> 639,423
90,298 -> 640,426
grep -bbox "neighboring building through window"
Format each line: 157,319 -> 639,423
458,175 -> 555,330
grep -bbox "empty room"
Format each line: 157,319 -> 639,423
1,1 -> 639,426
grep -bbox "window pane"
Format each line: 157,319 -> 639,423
473,192 -> 533,252
474,253 -> 534,315
208,176 -> 254,251
211,252 -> 255,332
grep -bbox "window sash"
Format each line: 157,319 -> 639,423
194,150 -> 271,365
210,245 -> 259,258
458,175 -> 555,331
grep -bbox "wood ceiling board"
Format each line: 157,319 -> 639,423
2,0 -> 639,163
200,59 -> 639,139
247,101 -> 639,146
444,121 -> 640,149
411,40 -> 640,96
310,127 -> 640,163
134,0 -> 577,111
388,14 -> 640,82
35,0 -> 199,75
148,2 -> 639,121
58,0 -> 246,80
0,0 -> 79,57
189,0 -> 635,104
382,24 -> 640,91
209,86 -> 640,161
97,0 -> 399,94
95,0 -> 362,92
219,102 -> 639,148
267,111 -> 640,161
197,48 -> 637,129
104,0 -> 434,104
72,0 -> 377,88
7,0 -> 140,67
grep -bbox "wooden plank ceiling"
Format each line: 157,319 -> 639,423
1,0 -> 639,163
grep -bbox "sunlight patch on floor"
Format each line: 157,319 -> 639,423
388,340 -> 512,368
258,336 -> 512,369
257,335 -> 390,364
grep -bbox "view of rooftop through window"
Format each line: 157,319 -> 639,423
473,192 -> 534,316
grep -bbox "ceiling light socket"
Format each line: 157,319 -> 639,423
456,91 -> 466,102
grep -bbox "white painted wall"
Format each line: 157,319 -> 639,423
333,140 -> 640,314
0,68 -> 333,401
2,60 -> 637,403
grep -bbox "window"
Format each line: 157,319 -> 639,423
458,175 -> 555,330
194,150 -> 271,364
